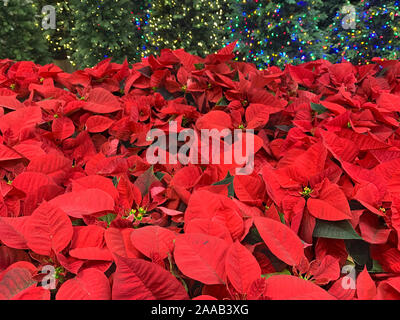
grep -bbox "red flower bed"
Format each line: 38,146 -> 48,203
1,43 -> 400,300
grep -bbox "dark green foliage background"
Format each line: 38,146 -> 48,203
0,0 -> 50,64
0,0 -> 399,68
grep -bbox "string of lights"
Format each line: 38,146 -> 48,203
227,0 -> 330,67
228,0 -> 400,67
144,0 -> 232,57
329,1 -> 400,64
41,1 -> 73,61
1,0 -> 400,68
68,0 -> 150,68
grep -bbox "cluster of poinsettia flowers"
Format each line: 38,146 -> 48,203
1,42 -> 400,300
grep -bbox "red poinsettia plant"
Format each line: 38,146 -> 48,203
0,43 -> 400,300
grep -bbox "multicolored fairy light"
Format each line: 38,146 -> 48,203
227,0 -> 400,67
24,0 -> 400,68
329,1 -> 400,64
227,0 -> 328,68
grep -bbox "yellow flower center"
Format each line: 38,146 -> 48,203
300,186 -> 313,198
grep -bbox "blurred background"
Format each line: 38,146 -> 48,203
0,0 -> 399,70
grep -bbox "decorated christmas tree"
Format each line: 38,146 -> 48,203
40,0 -> 74,62
68,0 -> 149,68
328,0 -> 400,64
145,0 -> 232,57
0,0 -> 50,64
227,0 -> 330,68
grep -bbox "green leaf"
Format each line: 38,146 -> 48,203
313,219 -> 362,240
216,96 -> 229,106
345,239 -> 372,270
310,102 -> 328,114
71,219 -> 85,226
157,87 -> 175,101
368,259 -> 384,273
233,71 -> 240,82
261,269 -> 291,279
242,226 -> 263,245
213,172 -> 233,186
154,171 -> 165,181
98,213 -> 117,227
275,125 -> 293,132
112,176 -> 121,187
278,211 -> 286,224
194,63 -> 204,70
212,172 -> 234,197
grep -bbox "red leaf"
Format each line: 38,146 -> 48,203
105,228 -> 141,259
56,268 -> 111,300
25,202 -> 73,256
337,129 -> 389,151
12,286 -> 50,300
245,103 -> 272,129
0,268 -> 36,300
264,275 -> 336,300
69,247 -> 113,261
112,256 -> 189,300
248,278 -> 268,300
287,64 -> 315,87
83,88 -> 122,113
48,188 -> 115,218
70,225 -> 105,248
376,277 -> 400,300
233,173 -> 265,205
12,171 -> 57,194
174,233 -> 229,285
0,94 -> 24,110
52,117 -> 75,141
357,267 -> 376,300
72,175 -> 119,201
359,212 -> 391,244
308,255 -> 340,285
307,179 -> 352,221
196,110 -> 233,131
116,175 -> 141,210
192,295 -> 218,300
133,167 -> 158,196
225,241 -> 261,294
320,130 -> 359,163
130,226 -> 175,261
0,217 -> 29,249
217,41 -> 237,55
185,190 -> 244,241
86,115 -> 114,133
185,219 -> 233,243
328,276 -> 356,300
0,262 -> 36,281
26,153 -> 71,184
0,144 -> 24,161
0,107 -> 42,137
254,217 -> 304,266
0,247 -> 30,272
